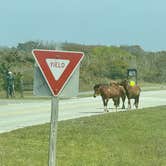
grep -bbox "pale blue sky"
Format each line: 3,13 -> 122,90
0,0 -> 166,51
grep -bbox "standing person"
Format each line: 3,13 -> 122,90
6,71 -> 15,98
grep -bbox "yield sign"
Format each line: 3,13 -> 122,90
32,49 -> 84,96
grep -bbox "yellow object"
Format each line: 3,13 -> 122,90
130,81 -> 135,87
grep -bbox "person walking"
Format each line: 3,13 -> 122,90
6,71 -> 15,98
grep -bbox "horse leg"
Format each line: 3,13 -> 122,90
116,97 -> 120,112
114,98 -> 117,112
122,101 -> 125,109
113,97 -> 119,112
112,98 -> 116,106
102,97 -> 108,112
135,96 -> 139,109
128,99 -> 131,110
117,97 -> 120,107
105,99 -> 109,112
121,96 -> 126,109
115,102 -> 118,112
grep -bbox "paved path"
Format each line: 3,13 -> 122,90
0,90 -> 166,134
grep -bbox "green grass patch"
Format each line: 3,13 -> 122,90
0,106 -> 166,165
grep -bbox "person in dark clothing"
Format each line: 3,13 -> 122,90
6,71 -> 15,98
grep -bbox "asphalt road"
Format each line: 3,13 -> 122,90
0,90 -> 166,134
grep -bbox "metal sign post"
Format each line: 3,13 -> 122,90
48,96 -> 59,166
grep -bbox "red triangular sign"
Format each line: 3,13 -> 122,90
32,49 -> 84,96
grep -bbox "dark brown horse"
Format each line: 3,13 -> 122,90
93,84 -> 121,112
120,79 -> 141,109
110,80 -> 126,109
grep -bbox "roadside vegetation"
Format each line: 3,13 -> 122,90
0,106 -> 166,166
0,41 -> 166,96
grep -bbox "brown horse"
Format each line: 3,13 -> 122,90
110,80 -> 126,109
93,84 -> 121,112
120,79 -> 141,109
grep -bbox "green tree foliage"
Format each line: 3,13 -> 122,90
0,41 -> 166,92
87,46 -> 132,78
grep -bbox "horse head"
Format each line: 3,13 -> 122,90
119,79 -> 129,90
93,84 -> 102,97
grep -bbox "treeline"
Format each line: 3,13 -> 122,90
0,41 -> 165,91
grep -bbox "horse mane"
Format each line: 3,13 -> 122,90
93,83 -> 109,89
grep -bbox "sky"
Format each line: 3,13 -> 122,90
0,0 -> 166,51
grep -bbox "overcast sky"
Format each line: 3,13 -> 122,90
0,0 -> 166,51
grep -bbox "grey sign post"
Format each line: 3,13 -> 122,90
33,49 -> 84,166
48,96 -> 59,166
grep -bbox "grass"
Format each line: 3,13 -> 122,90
0,106 -> 166,166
